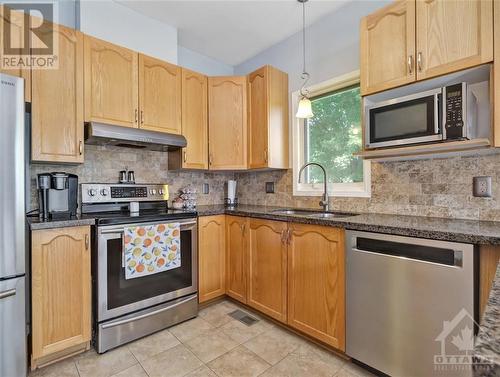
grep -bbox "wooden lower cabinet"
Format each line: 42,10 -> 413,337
31,226 -> 91,369
225,216 -> 248,303
198,215 -> 226,303
287,223 -> 346,351
247,218 -> 287,322
479,245 -> 500,318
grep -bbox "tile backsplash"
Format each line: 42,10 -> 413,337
236,152 -> 500,222
30,145 -> 500,221
29,144 -> 234,210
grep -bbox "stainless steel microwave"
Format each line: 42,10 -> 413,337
365,82 -> 476,149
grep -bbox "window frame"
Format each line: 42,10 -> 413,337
291,70 -> 371,198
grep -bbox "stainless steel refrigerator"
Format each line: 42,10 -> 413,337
0,73 -> 27,377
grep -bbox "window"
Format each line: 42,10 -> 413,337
292,71 -> 371,197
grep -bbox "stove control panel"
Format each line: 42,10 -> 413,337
81,183 -> 169,204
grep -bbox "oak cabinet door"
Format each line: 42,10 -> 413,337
31,226 -> 91,366
287,224 -> 345,351
198,215 -> 226,303
32,25 -> 84,163
0,6 -> 31,102
248,65 -> 289,169
247,218 -> 287,322
208,76 -> 247,170
182,68 -> 208,169
84,36 -> 139,128
416,0 -> 493,80
225,216 -> 247,303
360,0 -> 416,95
139,54 -> 181,134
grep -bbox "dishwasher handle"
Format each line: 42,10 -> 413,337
353,237 -> 463,267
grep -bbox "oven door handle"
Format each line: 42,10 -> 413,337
100,295 -> 196,329
100,220 -> 197,234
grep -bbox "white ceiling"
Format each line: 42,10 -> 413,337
115,0 -> 348,66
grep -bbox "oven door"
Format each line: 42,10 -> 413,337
366,88 -> 443,148
97,218 -> 197,322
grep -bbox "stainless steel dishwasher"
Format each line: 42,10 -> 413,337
346,231 -> 476,377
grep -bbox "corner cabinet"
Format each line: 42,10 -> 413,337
248,66 -> 289,169
361,0 -> 494,95
360,0 -> 416,95
181,68 -> 208,169
198,215 -> 226,303
139,54 -> 181,134
225,216 -> 248,303
31,226 -> 91,369
84,35 -> 139,128
31,24 -> 84,163
287,223 -> 345,351
208,76 -> 248,170
0,6 -> 31,102
247,218 -> 287,322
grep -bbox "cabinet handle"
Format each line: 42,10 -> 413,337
209,154 -> 213,166
417,52 -> 423,72
407,55 -> 413,75
135,109 -> 138,124
85,234 -> 89,250
79,140 -> 83,155
183,151 -> 187,163
280,229 -> 286,244
287,229 -> 292,245
240,223 -> 246,233
141,110 -> 144,125
264,150 -> 268,163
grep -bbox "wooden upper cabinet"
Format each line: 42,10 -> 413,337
247,65 -> 289,169
287,224 -> 345,351
32,25 -> 84,163
0,6 -> 31,101
415,0 -> 493,81
208,76 -> 247,170
247,218 -> 287,322
31,226 -> 91,368
360,0 -> 416,95
139,54 -> 181,134
225,216 -> 248,304
182,68 -> 208,169
84,35 -> 139,128
198,215 -> 226,303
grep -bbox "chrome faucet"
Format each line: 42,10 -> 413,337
298,162 -> 329,212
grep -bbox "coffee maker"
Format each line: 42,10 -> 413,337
37,173 -> 78,220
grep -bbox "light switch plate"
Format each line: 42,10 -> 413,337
202,183 -> 209,194
473,176 -> 492,198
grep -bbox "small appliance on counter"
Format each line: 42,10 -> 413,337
225,180 -> 238,207
37,172 -> 78,220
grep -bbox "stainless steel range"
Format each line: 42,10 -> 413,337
81,183 -> 198,353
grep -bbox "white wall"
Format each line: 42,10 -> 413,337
4,0 -> 79,29
235,1 -> 390,92
79,0 -> 177,64
178,45 -> 234,76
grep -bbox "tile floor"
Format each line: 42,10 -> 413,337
30,300 -> 376,377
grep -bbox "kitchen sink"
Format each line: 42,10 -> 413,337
270,209 -> 358,218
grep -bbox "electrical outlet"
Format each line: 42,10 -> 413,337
473,176 -> 492,198
202,183 -> 209,194
265,182 -> 275,193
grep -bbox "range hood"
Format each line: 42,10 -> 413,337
84,122 -> 186,151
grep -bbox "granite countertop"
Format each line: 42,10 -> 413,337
196,204 -> 500,245
474,262 -> 500,376
27,215 -> 95,230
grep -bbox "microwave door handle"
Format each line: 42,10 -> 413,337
434,93 -> 441,137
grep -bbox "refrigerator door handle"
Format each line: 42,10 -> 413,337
0,289 -> 16,300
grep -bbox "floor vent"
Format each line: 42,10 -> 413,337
228,309 -> 259,326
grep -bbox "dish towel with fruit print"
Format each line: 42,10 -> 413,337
123,223 -> 181,279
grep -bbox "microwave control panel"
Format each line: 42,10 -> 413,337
444,83 -> 466,139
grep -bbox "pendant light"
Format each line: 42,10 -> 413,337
296,0 -> 313,119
